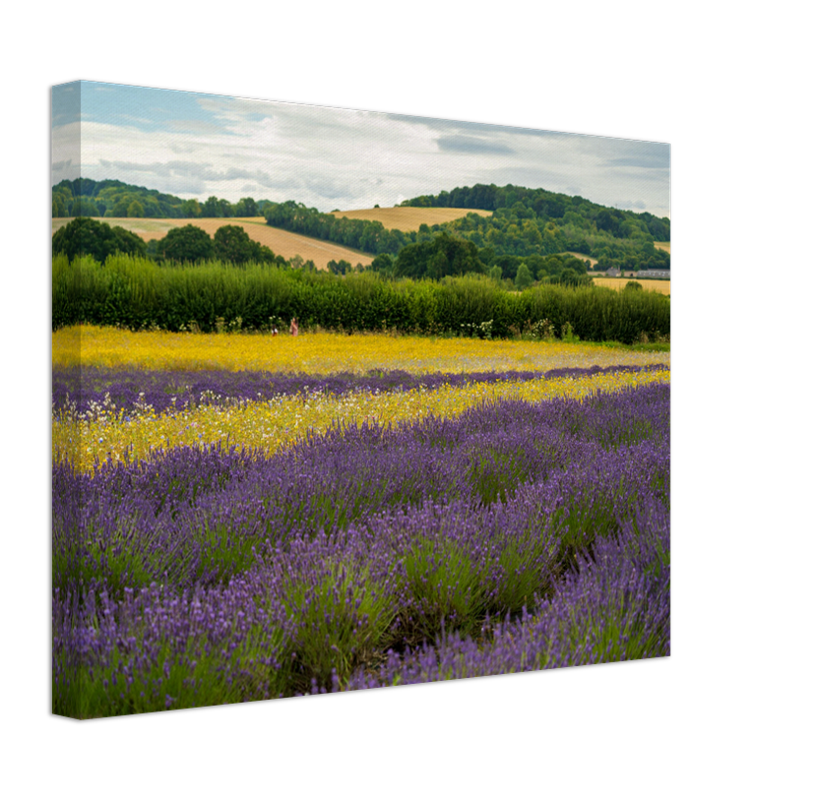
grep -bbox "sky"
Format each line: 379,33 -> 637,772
51,81 -> 670,218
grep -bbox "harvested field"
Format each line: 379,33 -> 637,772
592,277 -> 671,295
329,206 -> 492,232
562,251 -> 598,268
51,217 -> 372,270
654,241 -> 671,253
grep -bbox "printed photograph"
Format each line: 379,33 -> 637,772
52,80 -> 670,718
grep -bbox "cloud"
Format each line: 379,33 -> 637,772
60,84 -> 670,216
437,136 -> 515,155
168,119 -> 229,135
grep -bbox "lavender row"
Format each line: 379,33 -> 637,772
53,384 -> 669,716
54,384 -> 669,594
54,490 -> 669,715
52,363 -> 669,415
343,497 -> 670,691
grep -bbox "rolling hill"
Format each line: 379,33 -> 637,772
51,204 -> 492,267
329,206 -> 492,232
51,217 -> 373,270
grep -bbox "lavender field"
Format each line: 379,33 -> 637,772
53,331 -> 670,717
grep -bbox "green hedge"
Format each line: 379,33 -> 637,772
52,254 -> 670,344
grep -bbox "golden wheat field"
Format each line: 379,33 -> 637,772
592,277 -> 671,295
654,241 -> 671,253
51,217 -> 373,271
329,206 -> 492,232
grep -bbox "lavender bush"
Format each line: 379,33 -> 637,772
53,383 -> 670,717
52,364 -> 668,415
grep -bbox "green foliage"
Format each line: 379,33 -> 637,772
552,268 -> 591,288
55,178 -> 670,275
52,218 -> 146,263
159,225 -> 214,263
213,225 -> 255,264
233,197 -> 258,217
180,198 -> 201,217
401,183 -> 670,272
625,280 -> 644,291
52,254 -> 670,344
394,232 -> 485,280
514,262 -> 534,290
369,253 -> 395,278
327,259 -> 353,275
71,197 -> 100,217
49,179 -> 259,222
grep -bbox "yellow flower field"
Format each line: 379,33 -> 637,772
53,326 -> 670,471
53,326 -> 670,375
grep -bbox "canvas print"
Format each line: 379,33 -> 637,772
51,81 -> 670,719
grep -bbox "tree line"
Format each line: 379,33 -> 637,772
52,178 -> 267,220
52,178 -> 670,275
401,183 -> 670,273
52,253 -> 670,344
262,186 -> 669,274
51,218 -> 607,292
52,218 -> 288,268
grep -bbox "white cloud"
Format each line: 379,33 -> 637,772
52,94 -> 670,217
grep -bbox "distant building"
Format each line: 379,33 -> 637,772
601,267 -> 669,279
636,270 -> 671,279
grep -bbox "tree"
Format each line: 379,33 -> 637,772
213,225 -> 256,264
71,197 -> 100,217
160,225 -> 214,263
127,200 -> 144,218
234,197 -> 258,217
52,217 -> 147,262
181,199 -> 202,217
560,268 -> 579,286
427,249 -> 448,280
202,197 -> 221,217
624,280 -> 643,291
488,265 -> 503,283
370,253 -> 394,276
328,259 -> 352,275
514,262 -> 534,290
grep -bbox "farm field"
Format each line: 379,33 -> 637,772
562,251 -> 599,268
654,241 -> 671,253
329,206 -> 492,231
51,217 -> 373,271
53,327 -> 670,716
592,277 -> 671,295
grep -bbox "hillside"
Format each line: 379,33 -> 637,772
52,177 -> 670,275
263,184 -> 670,275
329,206 -> 491,232
51,217 -> 373,270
